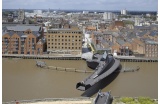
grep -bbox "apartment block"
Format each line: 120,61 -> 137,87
2,25 -> 45,55
145,41 -> 158,58
47,28 -> 83,55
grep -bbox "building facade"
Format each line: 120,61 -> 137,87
145,41 -> 158,58
47,29 -> 82,55
2,25 -> 45,55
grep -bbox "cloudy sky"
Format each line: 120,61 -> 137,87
2,0 -> 158,11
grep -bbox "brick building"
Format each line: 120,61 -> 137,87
47,28 -> 82,55
145,41 -> 158,58
2,25 -> 45,55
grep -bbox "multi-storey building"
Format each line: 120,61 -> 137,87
47,28 -> 83,55
2,25 -> 45,55
18,9 -> 25,23
145,40 -> 158,58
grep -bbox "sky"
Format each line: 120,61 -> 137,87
2,0 -> 158,11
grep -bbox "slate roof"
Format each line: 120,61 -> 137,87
32,31 -> 41,37
116,38 -> 126,45
127,32 -> 136,39
138,31 -> 148,37
149,31 -> 158,37
6,25 -> 41,32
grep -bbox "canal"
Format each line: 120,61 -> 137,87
2,58 -> 158,102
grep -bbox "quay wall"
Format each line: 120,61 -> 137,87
2,54 -> 158,62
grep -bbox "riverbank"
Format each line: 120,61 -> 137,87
3,97 -> 158,104
2,54 -> 158,62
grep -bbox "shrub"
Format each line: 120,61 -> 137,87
138,97 -> 155,104
120,97 -> 134,103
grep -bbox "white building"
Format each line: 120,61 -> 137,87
83,11 -> 89,14
146,13 -> 151,17
135,17 -> 141,26
103,12 -> 117,20
34,10 -> 42,14
121,9 -> 127,15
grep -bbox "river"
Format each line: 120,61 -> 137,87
2,58 -> 158,102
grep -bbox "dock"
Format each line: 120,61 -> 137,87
2,54 -> 81,60
114,56 -> 158,62
2,54 -> 158,62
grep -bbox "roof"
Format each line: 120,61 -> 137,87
6,25 -> 41,32
2,32 -> 8,36
32,31 -> 41,37
17,31 -> 25,36
134,26 -> 151,30
149,31 -> 158,37
138,31 -> 148,37
86,26 -> 96,30
145,40 -> 158,44
114,21 -> 124,27
116,38 -> 126,45
127,32 -> 136,39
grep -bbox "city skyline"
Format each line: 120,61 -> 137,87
2,0 -> 158,11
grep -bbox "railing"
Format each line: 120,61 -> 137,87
3,39 -> 8,41
10,39 -> 18,41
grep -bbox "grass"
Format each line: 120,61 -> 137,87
112,97 -> 157,104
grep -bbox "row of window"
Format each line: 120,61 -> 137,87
145,49 -> 158,51
48,31 -> 82,34
146,55 -> 158,57
48,39 -> 81,42
48,35 -> 81,38
146,44 -> 158,47
48,43 -> 81,45
48,47 -> 81,49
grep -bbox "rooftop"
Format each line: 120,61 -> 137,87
5,25 -> 41,32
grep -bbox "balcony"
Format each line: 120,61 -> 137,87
21,39 -> 25,41
14,46 -> 19,48
11,39 -> 18,41
3,39 -> 8,41
15,42 -> 19,44
21,45 -> 24,47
